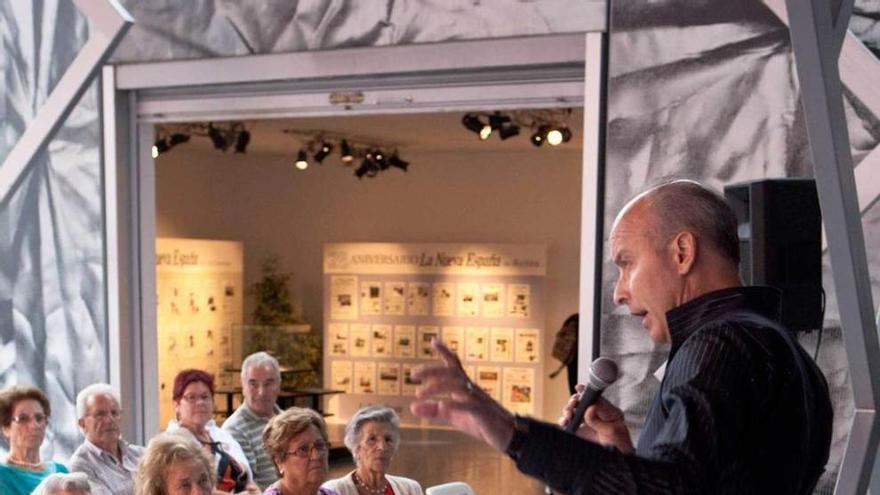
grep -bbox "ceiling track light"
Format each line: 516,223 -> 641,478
295,149 -> 309,170
461,109 -> 574,147
153,122 -> 250,157
282,129 -> 411,179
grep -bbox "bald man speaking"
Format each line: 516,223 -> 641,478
411,180 -> 832,494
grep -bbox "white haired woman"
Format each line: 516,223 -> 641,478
32,472 -> 92,495
322,406 -> 422,495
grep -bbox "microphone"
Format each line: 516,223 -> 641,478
564,357 -> 619,433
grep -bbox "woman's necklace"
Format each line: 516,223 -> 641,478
6,456 -> 44,471
353,471 -> 387,495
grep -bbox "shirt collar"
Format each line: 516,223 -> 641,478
82,437 -> 127,462
665,286 -> 782,355
241,403 -> 282,420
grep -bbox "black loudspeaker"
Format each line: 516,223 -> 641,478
724,178 -> 823,331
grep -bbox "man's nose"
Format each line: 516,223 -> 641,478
613,278 -> 628,306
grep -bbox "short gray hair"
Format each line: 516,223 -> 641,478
241,352 -> 281,383
32,472 -> 92,495
637,179 -> 740,267
76,383 -> 119,419
343,406 -> 400,463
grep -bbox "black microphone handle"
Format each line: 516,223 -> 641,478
565,386 -> 603,433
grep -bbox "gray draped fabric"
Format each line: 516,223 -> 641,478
0,0 -> 105,460
111,0 -> 598,62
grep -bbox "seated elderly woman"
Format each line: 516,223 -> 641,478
166,369 -> 260,494
261,407 -> 340,495
32,472 -> 92,495
0,385 -> 69,495
322,406 -> 422,495
135,432 -> 216,495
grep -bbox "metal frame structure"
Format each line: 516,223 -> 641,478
780,0 -> 880,493
0,0 -> 132,203
103,32 -> 607,441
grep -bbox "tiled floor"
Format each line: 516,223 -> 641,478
326,426 -> 547,495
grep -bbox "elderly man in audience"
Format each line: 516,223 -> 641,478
222,352 -> 283,489
68,383 -> 144,495
32,472 -> 92,495
0,385 -> 69,495
135,432 -> 216,495
322,406 -> 422,495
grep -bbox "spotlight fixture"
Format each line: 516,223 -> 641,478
498,125 -> 520,140
340,140 -> 354,164
282,129 -> 411,179
462,114 -> 485,135
208,124 -> 229,151
234,130 -> 251,153
169,133 -> 190,147
463,113 -> 493,140
387,152 -> 409,171
488,112 -> 510,130
153,122 -> 250,156
530,127 -> 547,147
152,138 -> 170,158
461,109 -> 574,147
295,149 -> 309,170
314,142 -> 333,163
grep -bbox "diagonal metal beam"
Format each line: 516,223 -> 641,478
0,0 -> 132,205
785,0 -> 880,493
831,0 -> 855,57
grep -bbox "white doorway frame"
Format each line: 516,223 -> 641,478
102,32 -> 607,443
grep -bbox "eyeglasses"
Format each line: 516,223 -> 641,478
181,393 -> 212,403
286,440 -> 329,459
86,410 -> 122,420
11,413 -> 48,425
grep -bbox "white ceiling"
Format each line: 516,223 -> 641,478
163,108 -> 584,157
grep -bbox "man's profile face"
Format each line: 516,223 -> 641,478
243,364 -> 280,417
79,393 -> 122,447
610,207 -> 680,344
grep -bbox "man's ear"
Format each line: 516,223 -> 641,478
78,417 -> 86,431
670,231 -> 697,275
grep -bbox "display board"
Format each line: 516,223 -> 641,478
323,243 -> 546,425
156,238 -> 243,428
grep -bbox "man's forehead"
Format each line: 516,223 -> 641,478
89,393 -> 119,408
247,364 -> 277,377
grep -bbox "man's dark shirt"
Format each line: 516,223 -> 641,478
513,286 -> 833,494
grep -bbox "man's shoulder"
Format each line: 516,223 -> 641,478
67,442 -> 98,470
222,406 -> 252,430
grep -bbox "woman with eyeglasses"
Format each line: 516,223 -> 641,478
0,385 -> 69,495
166,369 -> 261,495
322,406 -> 422,495
261,407 -> 340,495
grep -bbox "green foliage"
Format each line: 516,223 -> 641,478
251,255 -> 299,326
247,255 -> 320,388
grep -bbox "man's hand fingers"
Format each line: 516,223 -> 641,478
412,367 -> 473,399
432,337 -> 464,369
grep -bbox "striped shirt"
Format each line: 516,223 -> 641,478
513,287 -> 833,494
222,404 -> 281,490
68,439 -> 143,495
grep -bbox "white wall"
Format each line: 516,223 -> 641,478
155,143 -> 583,420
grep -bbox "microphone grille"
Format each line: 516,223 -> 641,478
588,357 -> 619,390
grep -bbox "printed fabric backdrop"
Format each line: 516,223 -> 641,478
0,1 -> 104,460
